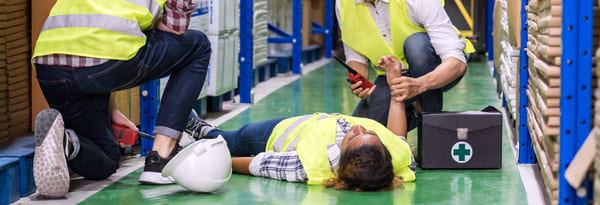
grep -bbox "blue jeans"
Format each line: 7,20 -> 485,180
205,118 -> 286,156
35,29 -> 211,180
352,32 -> 461,130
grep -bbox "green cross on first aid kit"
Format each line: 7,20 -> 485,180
417,106 -> 502,169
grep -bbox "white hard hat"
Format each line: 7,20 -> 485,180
162,135 -> 232,192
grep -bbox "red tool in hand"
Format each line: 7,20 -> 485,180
334,56 -> 374,89
111,123 -> 154,146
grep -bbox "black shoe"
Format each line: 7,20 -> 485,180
138,145 -> 180,185
181,110 -> 215,146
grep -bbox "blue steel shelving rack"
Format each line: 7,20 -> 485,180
518,0 -> 535,164
559,0 -> 593,204
239,0 -> 254,104
240,0 -> 334,103
494,0 -> 594,203
139,81 -> 159,157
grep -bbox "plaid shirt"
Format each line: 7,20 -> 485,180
249,118 -> 416,182
33,0 -> 196,67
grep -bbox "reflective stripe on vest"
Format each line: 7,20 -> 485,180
272,115 -> 313,152
42,14 -> 146,38
272,114 -> 332,152
32,0 -> 165,61
285,114 -> 330,152
127,0 -> 162,18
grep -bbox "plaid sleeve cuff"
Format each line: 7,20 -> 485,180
249,152 -> 268,176
162,0 -> 196,33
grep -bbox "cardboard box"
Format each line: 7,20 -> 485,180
418,108 -> 503,169
188,0 -> 229,35
492,0 -> 504,70
301,0 -> 311,47
309,0 -> 325,46
507,0 -> 521,48
202,34 -> 238,96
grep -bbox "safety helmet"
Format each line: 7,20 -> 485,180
162,135 -> 232,192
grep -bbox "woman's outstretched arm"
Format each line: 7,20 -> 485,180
378,56 -> 408,137
231,157 -> 254,175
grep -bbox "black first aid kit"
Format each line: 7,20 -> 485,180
417,106 -> 502,169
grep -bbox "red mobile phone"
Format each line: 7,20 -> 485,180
333,56 -> 373,89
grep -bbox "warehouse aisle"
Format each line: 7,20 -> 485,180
78,61 -> 527,204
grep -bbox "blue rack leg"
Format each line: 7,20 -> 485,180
324,0 -> 333,58
559,0 -> 593,204
518,0 -> 535,164
140,80 -> 159,157
239,0 -> 254,103
486,0 -> 494,61
291,0 -> 302,74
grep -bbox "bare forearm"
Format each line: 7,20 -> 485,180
387,100 -> 407,137
232,157 -> 254,175
348,61 -> 369,78
418,57 -> 466,91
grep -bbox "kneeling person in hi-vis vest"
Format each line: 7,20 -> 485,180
31,0 -> 213,198
194,56 -> 415,191
337,0 -> 474,130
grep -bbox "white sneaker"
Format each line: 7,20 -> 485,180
33,109 -> 69,198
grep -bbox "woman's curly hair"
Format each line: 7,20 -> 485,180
323,145 -> 404,191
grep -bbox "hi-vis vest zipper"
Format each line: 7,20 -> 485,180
265,113 -> 416,185
32,0 -> 165,61
340,0 -> 475,76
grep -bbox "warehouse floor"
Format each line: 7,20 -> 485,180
18,60 -> 534,204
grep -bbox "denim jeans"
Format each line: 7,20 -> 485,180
35,29 -> 211,180
352,32 -> 461,130
205,118 -> 286,156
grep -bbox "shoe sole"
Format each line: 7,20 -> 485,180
33,109 -> 69,198
139,171 -> 174,185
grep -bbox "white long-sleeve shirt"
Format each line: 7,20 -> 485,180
336,0 -> 467,67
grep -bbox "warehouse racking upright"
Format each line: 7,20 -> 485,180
494,0 -> 595,204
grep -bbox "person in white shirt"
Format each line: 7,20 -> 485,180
336,0 -> 469,130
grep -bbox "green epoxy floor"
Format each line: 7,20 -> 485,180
81,61 -> 526,204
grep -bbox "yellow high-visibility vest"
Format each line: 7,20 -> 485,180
32,0 -> 165,61
340,0 -> 474,76
265,113 -> 416,185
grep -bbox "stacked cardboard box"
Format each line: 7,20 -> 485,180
0,0 -> 8,145
500,40 -> 519,117
0,0 -> 31,144
525,0 -> 563,203
254,0 -> 269,66
595,48 -> 600,205
527,1 -> 600,203
494,0 -> 520,118
184,0 -> 240,97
